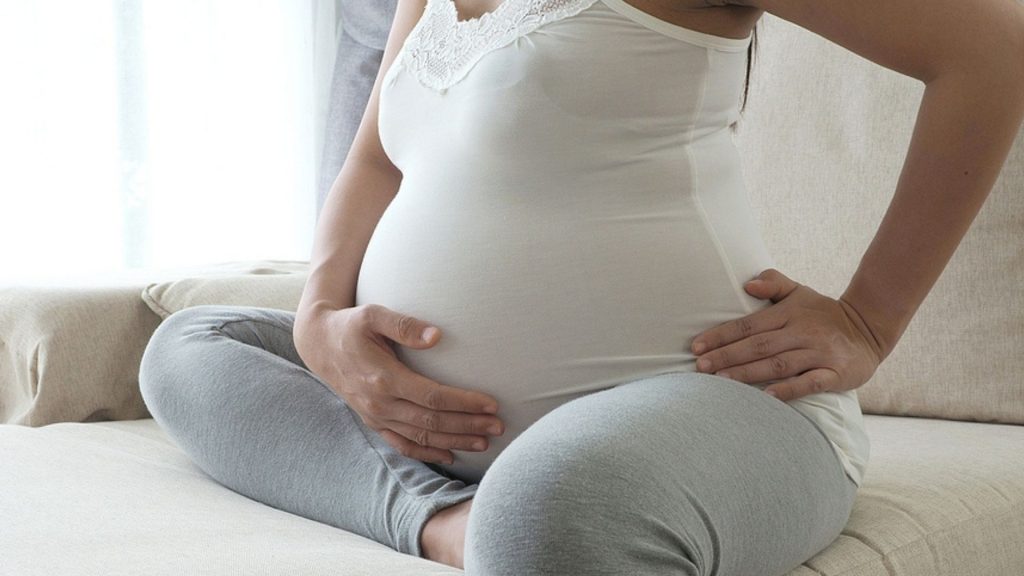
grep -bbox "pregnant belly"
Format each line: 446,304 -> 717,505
354,186 -> 772,484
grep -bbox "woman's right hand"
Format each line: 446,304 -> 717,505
295,303 -> 505,465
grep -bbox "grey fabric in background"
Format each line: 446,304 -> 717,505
338,0 -> 400,51
317,0 -> 399,219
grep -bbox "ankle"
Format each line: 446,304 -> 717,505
420,513 -> 445,561
419,498 -> 473,567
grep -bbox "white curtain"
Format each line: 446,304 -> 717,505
0,0 -> 343,285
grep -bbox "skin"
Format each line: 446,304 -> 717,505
420,0 -> 1024,568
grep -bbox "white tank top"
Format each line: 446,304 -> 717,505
357,0 -> 870,487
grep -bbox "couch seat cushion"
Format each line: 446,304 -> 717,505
0,419 -> 460,575
1,415 -> 1022,575
797,415 -> 1024,575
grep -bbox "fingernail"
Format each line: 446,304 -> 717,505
697,357 -> 711,371
472,440 -> 486,451
484,403 -> 499,414
693,342 -> 707,354
765,389 -> 778,398
717,371 -> 731,379
421,326 -> 438,341
488,424 -> 502,436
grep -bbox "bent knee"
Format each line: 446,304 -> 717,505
138,305 -> 245,417
139,305 -> 299,416
464,423 -> 706,575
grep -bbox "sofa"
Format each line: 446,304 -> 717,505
3,10 -> 1023,576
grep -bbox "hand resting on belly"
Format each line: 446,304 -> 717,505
295,302 -> 507,466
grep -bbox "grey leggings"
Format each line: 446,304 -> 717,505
138,304 -> 858,575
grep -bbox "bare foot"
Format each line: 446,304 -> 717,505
420,497 -> 473,569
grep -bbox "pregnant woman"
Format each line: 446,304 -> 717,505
138,0 -> 1024,574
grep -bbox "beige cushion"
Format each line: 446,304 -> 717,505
1,414 -> 1020,575
0,419 -> 461,576
0,260 -> 310,426
140,259 -> 308,319
736,14 -> 1024,424
0,286 -> 158,426
799,415 -> 1024,575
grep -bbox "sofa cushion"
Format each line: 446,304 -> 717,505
735,13 -> 1024,425
796,415 -> 1024,575
0,260 -> 310,426
1,415 -> 1021,575
140,259 -> 308,320
0,286 -> 158,426
0,418 -> 459,576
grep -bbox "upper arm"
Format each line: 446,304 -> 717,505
344,0 -> 427,173
726,0 -> 1024,84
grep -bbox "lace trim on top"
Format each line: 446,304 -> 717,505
402,0 -> 601,92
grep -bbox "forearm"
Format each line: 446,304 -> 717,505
840,65 -> 1024,361
294,156 -> 402,355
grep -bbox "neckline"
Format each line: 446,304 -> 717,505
445,0 -> 514,25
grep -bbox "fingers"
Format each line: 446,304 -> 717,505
387,365 -> 500,414
384,419 -> 490,453
762,367 -> 838,402
694,327 -> 799,375
690,306 -> 785,356
377,429 -> 455,465
358,303 -> 501,414
385,397 -> 505,436
360,303 -> 442,350
691,268 -> 801,354
365,400 -> 502,464
745,268 -> 801,304
709,348 -> 820,384
351,375 -> 504,445
336,303 -> 506,465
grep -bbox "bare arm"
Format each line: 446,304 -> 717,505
731,0 -> 1024,360
293,0 -> 424,351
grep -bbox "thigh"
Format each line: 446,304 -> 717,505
465,370 -> 857,576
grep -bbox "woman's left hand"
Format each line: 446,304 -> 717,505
689,268 -> 886,402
